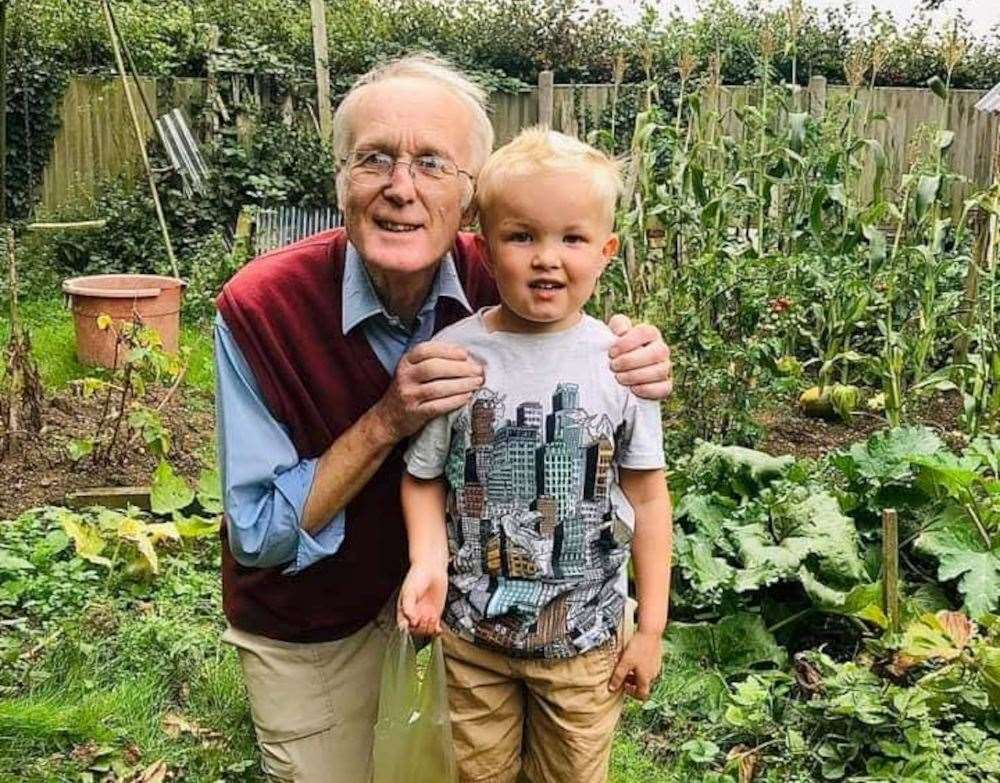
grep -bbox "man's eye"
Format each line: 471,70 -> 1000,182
360,152 -> 393,169
414,156 -> 449,174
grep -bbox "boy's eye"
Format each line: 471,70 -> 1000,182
564,234 -> 587,244
507,232 -> 532,243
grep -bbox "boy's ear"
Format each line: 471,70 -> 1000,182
474,233 -> 495,277
601,234 -> 620,266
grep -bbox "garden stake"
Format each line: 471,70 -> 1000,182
99,0 -> 179,279
0,0 -> 7,224
2,227 -> 43,458
882,508 -> 900,634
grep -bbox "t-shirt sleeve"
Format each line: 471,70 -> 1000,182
617,393 -> 665,469
403,413 -> 452,479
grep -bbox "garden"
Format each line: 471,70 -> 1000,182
2,0 -> 1000,781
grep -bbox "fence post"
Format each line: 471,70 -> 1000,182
882,508 -> 900,633
808,75 -> 827,120
310,0 -> 332,144
538,70 -> 554,128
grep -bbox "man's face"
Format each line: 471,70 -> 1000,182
481,170 -> 619,334
342,79 -> 475,278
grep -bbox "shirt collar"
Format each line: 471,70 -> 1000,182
341,242 -> 473,335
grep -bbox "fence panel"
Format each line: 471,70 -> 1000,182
41,76 -> 158,212
36,77 -> 999,215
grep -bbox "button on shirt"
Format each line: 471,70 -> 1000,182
215,243 -> 473,573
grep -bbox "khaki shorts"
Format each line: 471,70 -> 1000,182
442,605 -> 635,783
222,596 -> 396,783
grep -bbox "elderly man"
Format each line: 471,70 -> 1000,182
215,54 -> 672,782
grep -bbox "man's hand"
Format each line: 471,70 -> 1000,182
608,630 -> 663,701
607,315 -> 673,400
397,563 -> 448,636
374,342 -> 484,442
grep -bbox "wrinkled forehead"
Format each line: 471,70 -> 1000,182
347,78 -> 475,163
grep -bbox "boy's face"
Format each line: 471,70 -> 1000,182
479,170 -> 619,333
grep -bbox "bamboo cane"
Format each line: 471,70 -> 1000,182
4,227 -> 21,456
99,0 -> 179,279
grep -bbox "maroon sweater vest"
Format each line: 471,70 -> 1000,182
217,228 -> 498,642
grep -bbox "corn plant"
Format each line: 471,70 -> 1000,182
603,9 -> 998,445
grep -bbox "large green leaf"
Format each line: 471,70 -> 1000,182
732,522 -> 811,590
674,529 -> 735,597
687,442 -> 793,499
664,613 -> 787,673
801,572 -> 886,627
196,468 -> 224,515
676,492 -> 736,542
151,461 -> 196,516
916,523 -> 1000,618
732,491 -> 864,592
910,452 -> 983,500
836,426 -> 944,484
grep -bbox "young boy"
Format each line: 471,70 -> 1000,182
399,127 -> 672,783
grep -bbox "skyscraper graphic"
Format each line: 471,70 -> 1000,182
442,381 -> 627,656
517,402 -> 543,430
471,396 -> 497,447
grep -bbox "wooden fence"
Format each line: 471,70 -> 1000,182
35,74 -> 1000,215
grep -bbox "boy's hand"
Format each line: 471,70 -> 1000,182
607,315 -> 673,400
397,563 -> 448,637
609,630 -> 663,702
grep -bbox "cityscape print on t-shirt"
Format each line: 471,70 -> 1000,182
443,381 -> 631,659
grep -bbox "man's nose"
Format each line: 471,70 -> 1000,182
382,162 -> 417,204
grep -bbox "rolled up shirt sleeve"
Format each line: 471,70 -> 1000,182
215,314 -> 345,573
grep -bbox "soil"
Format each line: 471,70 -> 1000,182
0,386 -> 214,520
758,389 -> 965,460
0,381 -> 969,520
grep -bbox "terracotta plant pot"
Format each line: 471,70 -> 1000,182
62,274 -> 185,368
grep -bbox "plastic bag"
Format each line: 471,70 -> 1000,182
372,628 -> 458,783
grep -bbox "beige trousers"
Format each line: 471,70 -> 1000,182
223,598 -> 396,783
441,611 -> 634,783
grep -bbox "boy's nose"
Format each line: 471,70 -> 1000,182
532,244 -> 561,269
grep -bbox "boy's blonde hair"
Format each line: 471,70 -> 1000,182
476,127 -> 622,229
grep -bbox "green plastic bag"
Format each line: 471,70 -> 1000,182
372,629 -> 458,783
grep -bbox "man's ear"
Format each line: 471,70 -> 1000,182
601,234 -> 620,267
462,198 -> 478,227
474,232 -> 495,277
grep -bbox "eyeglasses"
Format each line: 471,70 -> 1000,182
341,151 -> 474,187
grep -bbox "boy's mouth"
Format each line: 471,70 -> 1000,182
528,280 -> 565,290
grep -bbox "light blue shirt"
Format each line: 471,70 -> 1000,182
216,242 -> 472,573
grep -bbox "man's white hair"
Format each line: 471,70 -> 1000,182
332,53 -> 494,208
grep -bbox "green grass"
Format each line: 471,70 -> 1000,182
0,297 -> 86,389
612,725 -> 673,782
0,296 -> 215,393
0,507 -> 674,781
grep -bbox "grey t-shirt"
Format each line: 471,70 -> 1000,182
404,309 -> 665,659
